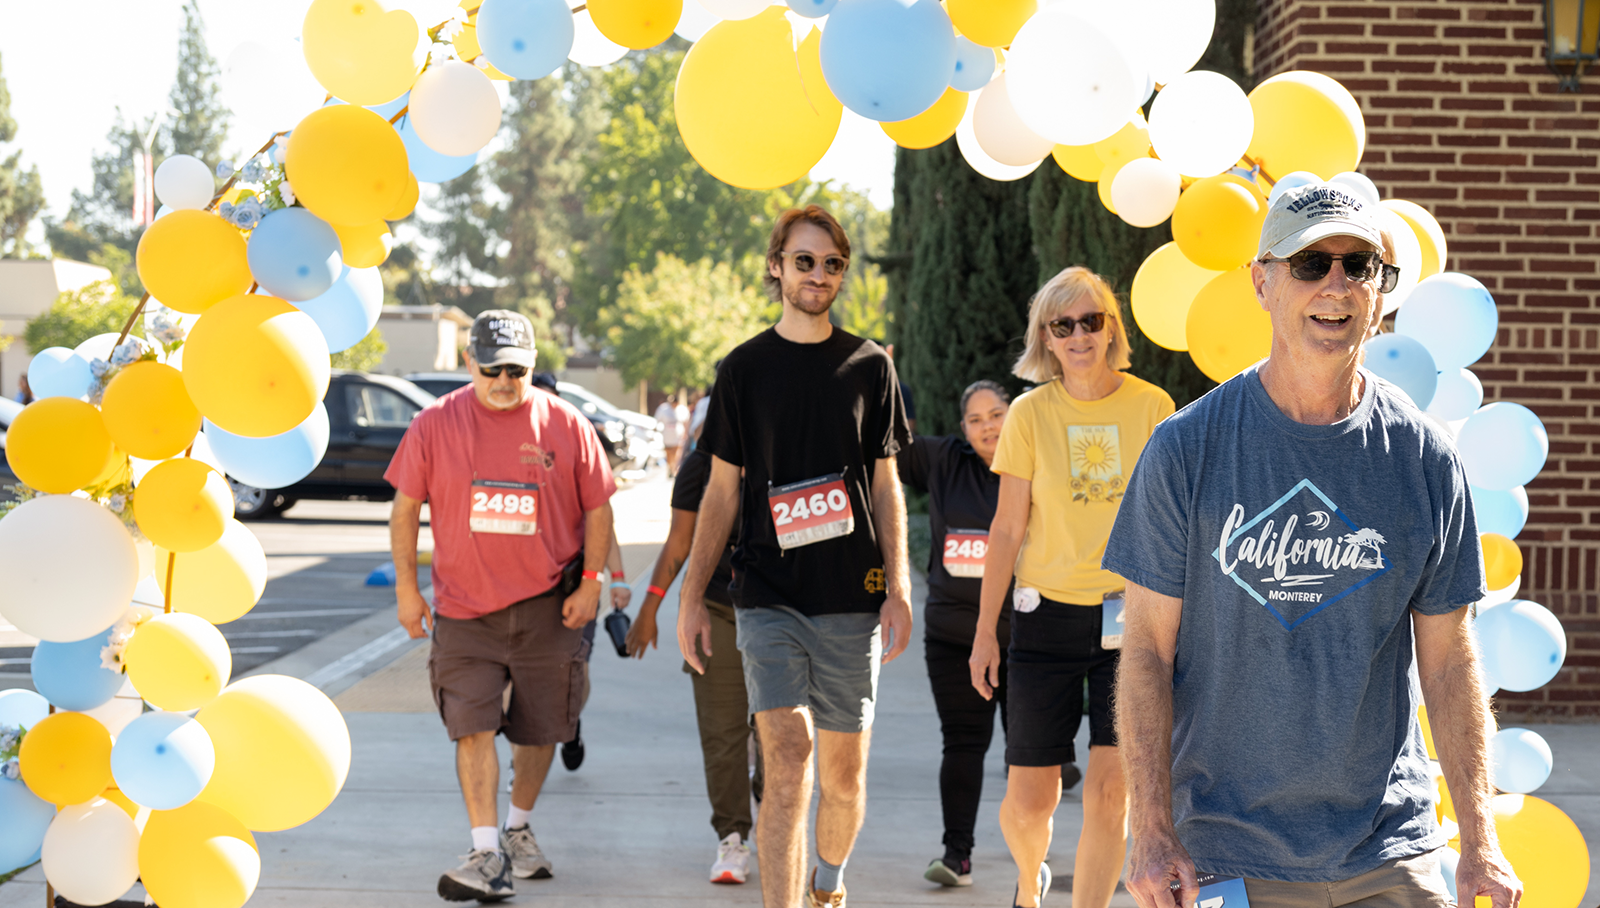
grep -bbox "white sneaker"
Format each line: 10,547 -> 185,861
710,832 -> 750,884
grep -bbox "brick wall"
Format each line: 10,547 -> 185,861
1253,0 -> 1600,719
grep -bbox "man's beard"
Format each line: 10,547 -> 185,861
786,284 -> 837,315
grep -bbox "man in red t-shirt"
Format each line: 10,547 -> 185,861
386,310 -> 617,902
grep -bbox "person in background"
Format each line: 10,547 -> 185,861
13,374 -> 32,405
874,340 -> 917,434
970,268 -> 1175,908
657,391 -> 688,476
897,379 -> 1013,888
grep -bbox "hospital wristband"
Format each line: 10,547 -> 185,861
581,569 -> 602,582
611,570 -> 626,580
647,585 -> 669,599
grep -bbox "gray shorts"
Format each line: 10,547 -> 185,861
734,605 -> 881,733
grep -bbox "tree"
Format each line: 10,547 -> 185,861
165,0 -> 230,171
332,328 -> 388,372
0,50 -> 45,258
24,281 -> 143,353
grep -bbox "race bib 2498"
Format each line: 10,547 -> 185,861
470,479 -> 539,535
769,474 -> 854,550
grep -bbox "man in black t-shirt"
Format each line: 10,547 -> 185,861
682,205 -> 913,908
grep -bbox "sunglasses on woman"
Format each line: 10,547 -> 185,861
1047,312 -> 1108,338
1258,250 -> 1402,293
779,251 -> 849,276
479,364 -> 528,379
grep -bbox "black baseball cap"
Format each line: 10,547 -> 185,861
469,310 -> 537,368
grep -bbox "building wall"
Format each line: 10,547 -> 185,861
1255,0 -> 1600,717
372,306 -> 469,376
0,260 -> 114,398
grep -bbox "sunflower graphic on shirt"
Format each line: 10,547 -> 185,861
1068,425 -> 1125,504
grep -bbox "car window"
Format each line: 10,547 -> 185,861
346,384 -> 421,429
558,391 -> 601,415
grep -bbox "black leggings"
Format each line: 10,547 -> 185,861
924,634 -> 1008,861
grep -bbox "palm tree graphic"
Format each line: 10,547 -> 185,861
1340,527 -> 1387,569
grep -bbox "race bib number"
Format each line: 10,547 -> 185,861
1102,592 -> 1125,650
470,479 -> 539,535
1194,873 -> 1249,908
942,529 -> 988,578
769,474 -> 854,550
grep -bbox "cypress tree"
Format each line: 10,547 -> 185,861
0,50 -> 46,258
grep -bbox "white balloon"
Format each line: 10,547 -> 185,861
1375,206 -> 1422,315
75,680 -> 146,738
153,155 -> 215,211
1111,157 -> 1182,228
956,88 -> 1042,181
1007,6 -> 1141,146
1482,573 -> 1520,607
389,0 -> 458,28
697,0 -> 772,20
1427,368 -> 1484,422
972,73 -> 1054,168
1267,170 -> 1321,207
409,61 -> 503,157
0,496 -> 139,643
1047,0 -> 1151,89
676,0 -> 722,39
1148,70 -> 1254,177
222,41 -> 326,134
1331,171 -> 1381,206
1143,0 -> 1216,85
41,799 -> 140,906
568,8 -> 630,66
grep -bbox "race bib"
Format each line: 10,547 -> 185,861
1194,873 -> 1249,908
942,529 -> 988,578
769,473 -> 854,550
470,479 -> 539,535
1101,592 -> 1125,650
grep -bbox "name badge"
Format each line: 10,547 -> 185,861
470,479 -> 539,535
769,473 -> 854,550
942,529 -> 988,578
1194,873 -> 1249,908
1102,592 -> 1125,650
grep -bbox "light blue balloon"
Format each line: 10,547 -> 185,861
1490,727 -> 1552,794
0,689 -> 48,729
1427,367 -> 1483,422
0,779 -> 54,874
204,401 -> 331,490
788,0 -> 838,17
820,0 -> 957,122
477,0 -> 574,80
30,624 -> 124,712
1364,333 -> 1436,411
1457,402 -> 1548,491
1471,484 -> 1529,539
1475,599 -> 1566,693
27,347 -> 92,400
247,208 -> 344,302
293,266 -> 384,353
397,113 -> 479,184
1437,848 -> 1460,903
1267,171 -> 1320,207
949,36 -> 995,92
1393,272 -> 1498,371
110,711 -> 216,811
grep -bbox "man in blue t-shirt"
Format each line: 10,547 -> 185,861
1103,182 -> 1522,908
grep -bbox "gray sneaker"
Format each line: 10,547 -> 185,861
437,849 -> 512,902
500,824 -> 553,879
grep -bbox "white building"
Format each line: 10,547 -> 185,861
0,259 -> 114,399
370,304 -> 474,376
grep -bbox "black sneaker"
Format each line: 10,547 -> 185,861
1061,762 -> 1082,790
924,856 -> 973,887
561,719 -> 585,771
437,848 -> 513,902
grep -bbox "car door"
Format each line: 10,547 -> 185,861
341,379 -> 424,486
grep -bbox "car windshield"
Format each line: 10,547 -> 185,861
558,384 -> 624,418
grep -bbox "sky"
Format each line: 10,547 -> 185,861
0,0 -> 897,254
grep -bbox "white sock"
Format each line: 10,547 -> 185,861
505,805 -> 532,829
471,826 -> 499,852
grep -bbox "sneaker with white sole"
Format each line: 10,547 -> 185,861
499,824 -> 553,879
924,855 -> 972,887
710,832 -> 750,884
437,849 -> 513,902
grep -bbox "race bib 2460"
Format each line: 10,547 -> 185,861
769,474 -> 854,550
470,479 -> 539,535
942,529 -> 988,578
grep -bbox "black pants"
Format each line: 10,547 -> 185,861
924,634 -> 1008,861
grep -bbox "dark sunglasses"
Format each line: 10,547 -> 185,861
1259,250 -> 1401,293
779,251 -> 849,276
1047,312 -> 1108,338
478,363 -> 528,379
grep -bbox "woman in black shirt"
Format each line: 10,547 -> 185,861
897,380 -> 1014,888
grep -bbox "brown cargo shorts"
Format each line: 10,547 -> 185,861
428,588 -> 591,746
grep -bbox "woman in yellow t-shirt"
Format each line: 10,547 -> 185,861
969,267 -> 1174,908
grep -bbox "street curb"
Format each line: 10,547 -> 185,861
244,589 -> 429,698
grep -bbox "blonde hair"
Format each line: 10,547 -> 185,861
1012,266 -> 1132,382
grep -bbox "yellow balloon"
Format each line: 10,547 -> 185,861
18,712 -> 113,806
1481,532 -> 1523,591
1487,795 -> 1589,908
135,210 -> 253,315
1383,199 -> 1448,280
386,171 -> 420,220
1247,71 -> 1365,181
1172,173 -> 1269,272
100,361 -> 202,461
1418,704 -> 1437,760
1052,144 -> 1104,182
589,0 -> 682,50
1097,160 -> 1124,214
157,519 -> 268,624
947,0 -> 1037,47
454,21 -> 481,60
1131,243 -> 1223,352
882,87 -> 967,150
1187,268 -> 1272,382
286,104 -> 410,227
332,219 -> 394,268
1094,115 -> 1150,169
90,443 -> 131,489
301,0 -> 425,106
123,613 -> 232,712
197,675 -> 352,832
478,55 -> 513,81
675,10 -> 841,190
133,459 -> 234,553
183,294 -> 331,438
139,801 -> 260,908
3,397 -> 114,494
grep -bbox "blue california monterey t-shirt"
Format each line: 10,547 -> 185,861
1101,365 -> 1486,883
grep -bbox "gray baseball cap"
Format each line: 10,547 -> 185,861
469,310 -> 537,368
1257,181 -> 1386,260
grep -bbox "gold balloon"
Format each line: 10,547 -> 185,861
1246,71 -> 1365,180
135,210 -> 253,315
947,0 -> 1037,47
588,0 -> 682,50
1186,268 -> 1272,383
881,88 -> 968,150
18,712 -> 113,806
385,172 -> 420,220
1483,795 -> 1590,908
157,519 -> 269,625
331,219 -> 394,268
182,295 -> 331,438
1052,144 -> 1104,183
1097,160 -> 1124,214
139,801 -> 260,908
1093,116 -> 1150,169
301,0 -> 425,106
3,397 -> 114,494
100,361 -> 202,461
286,104 -> 410,227
1131,242 -> 1223,352
1481,532 -> 1524,591
123,613 -> 233,712
133,458 -> 234,553
1172,174 -> 1269,272
1383,199 -> 1448,280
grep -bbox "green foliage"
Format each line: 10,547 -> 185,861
598,253 -> 774,392
166,0 -> 230,171
0,50 -> 45,258
331,328 -> 388,373
24,281 -> 143,353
